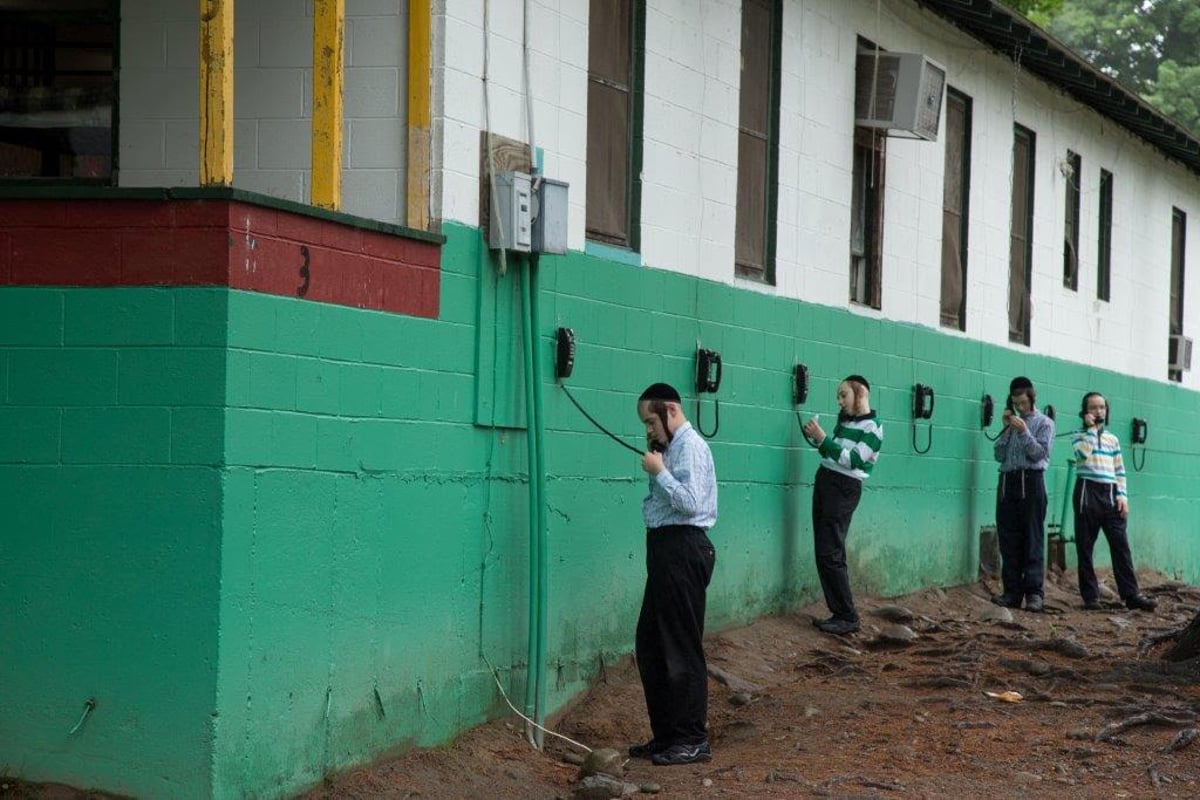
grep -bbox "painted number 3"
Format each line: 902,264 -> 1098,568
297,245 -> 311,297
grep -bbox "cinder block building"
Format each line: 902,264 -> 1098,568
2,1 -> 1198,797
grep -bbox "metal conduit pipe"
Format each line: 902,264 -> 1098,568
519,259 -> 542,747
529,253 -> 549,749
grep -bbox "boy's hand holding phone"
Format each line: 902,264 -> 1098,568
802,415 -> 825,445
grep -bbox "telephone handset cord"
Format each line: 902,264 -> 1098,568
560,384 -> 644,455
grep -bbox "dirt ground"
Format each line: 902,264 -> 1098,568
306,567 -> 1200,800
8,569 -> 1200,800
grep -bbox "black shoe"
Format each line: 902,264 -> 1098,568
1082,599 -> 1102,611
991,594 -> 1021,609
628,739 -> 668,759
1125,594 -> 1158,611
1024,595 -> 1044,613
651,741 -> 712,766
815,617 -> 860,635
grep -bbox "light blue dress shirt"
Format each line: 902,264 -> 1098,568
641,421 -> 718,530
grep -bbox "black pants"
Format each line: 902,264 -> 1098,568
995,469 -> 1047,600
1073,479 -> 1140,603
635,525 -> 716,746
812,467 -> 863,622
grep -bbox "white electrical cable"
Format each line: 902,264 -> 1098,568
522,0 -> 537,169
481,653 -> 593,754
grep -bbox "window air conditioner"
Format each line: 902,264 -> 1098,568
1169,334 -> 1193,371
855,50 -> 946,141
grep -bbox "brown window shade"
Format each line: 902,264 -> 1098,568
735,131 -> 767,278
734,0 -> 777,282
586,0 -> 638,247
586,81 -> 630,244
1009,126 -> 1034,345
940,89 -> 970,330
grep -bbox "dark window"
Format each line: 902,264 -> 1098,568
850,127 -> 884,309
0,0 -> 116,182
1097,169 -> 1112,301
1169,207 -> 1186,382
1063,150 -> 1081,290
940,88 -> 971,331
586,0 -> 644,249
1009,125 -> 1035,345
734,0 -> 781,283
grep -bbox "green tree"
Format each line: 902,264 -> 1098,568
1048,0 -> 1200,135
999,0 -> 1065,28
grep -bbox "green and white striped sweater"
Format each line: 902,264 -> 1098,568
818,412 -> 883,481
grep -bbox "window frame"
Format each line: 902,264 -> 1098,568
1097,168 -> 1112,302
733,0 -> 782,284
584,0 -> 645,251
1062,149 -> 1081,290
849,126 -> 885,310
0,0 -> 120,185
1009,124 -> 1036,346
939,87 -> 971,331
1169,206 -> 1186,383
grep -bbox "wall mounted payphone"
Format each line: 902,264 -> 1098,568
694,347 -> 722,438
555,327 -> 575,380
912,383 -> 935,454
1130,417 -> 1149,472
793,364 -> 809,406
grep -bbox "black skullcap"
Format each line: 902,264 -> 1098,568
843,374 -> 870,392
639,382 -> 681,403
1010,376 -> 1034,393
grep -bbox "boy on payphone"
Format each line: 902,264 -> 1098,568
802,375 -> 882,635
991,376 -> 1055,612
1071,392 -> 1156,612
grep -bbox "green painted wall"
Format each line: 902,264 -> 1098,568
4,223 -> 1200,799
0,288 -> 224,799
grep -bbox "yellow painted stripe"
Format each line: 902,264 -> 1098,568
199,0 -> 233,186
312,0 -> 345,210
406,0 -> 432,229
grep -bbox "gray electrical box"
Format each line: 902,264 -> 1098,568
489,171 -> 533,252
532,177 -> 569,254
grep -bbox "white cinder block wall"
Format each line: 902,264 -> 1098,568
436,0 -> 1200,387
120,0 -> 409,221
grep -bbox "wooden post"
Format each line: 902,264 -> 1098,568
407,0 -> 432,228
199,0 -> 233,185
312,0 -> 345,209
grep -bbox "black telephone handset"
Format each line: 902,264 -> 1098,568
913,384 -> 935,420
1131,418 -> 1148,444
555,327 -> 576,379
648,438 -> 666,454
696,348 -> 723,394
793,364 -> 809,405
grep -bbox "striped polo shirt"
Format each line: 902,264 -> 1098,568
1071,427 -> 1127,498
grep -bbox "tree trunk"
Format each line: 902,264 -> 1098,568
1163,608 -> 1200,661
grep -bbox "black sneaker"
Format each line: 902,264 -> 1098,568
651,741 -> 712,766
815,617 -> 860,635
1024,595 -> 1044,613
1082,599 -> 1103,611
991,594 -> 1021,609
1125,594 -> 1158,611
628,739 -> 668,759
